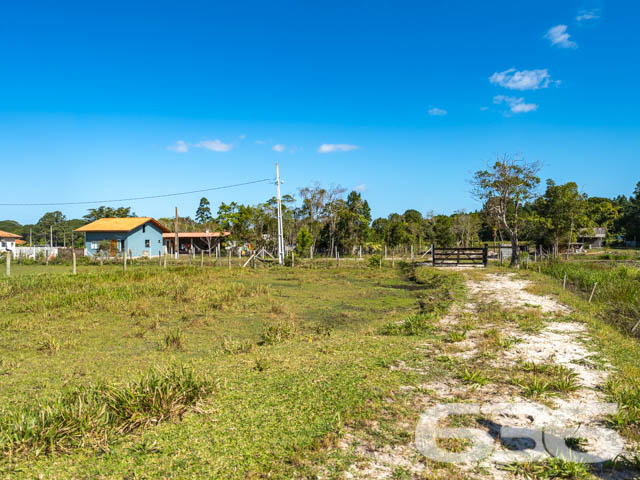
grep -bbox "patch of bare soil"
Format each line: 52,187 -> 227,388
336,271 -> 635,480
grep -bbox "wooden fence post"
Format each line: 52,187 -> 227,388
163,252 -> 167,268
483,243 -> 488,268
588,282 -> 598,303
563,272 -> 567,289
72,249 -> 77,275
123,249 -> 127,272
201,250 -> 204,267
292,252 -> 295,267
392,248 -> 395,268
5,251 -> 10,277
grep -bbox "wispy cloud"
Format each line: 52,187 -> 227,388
167,140 -> 188,153
318,144 -> 359,153
489,68 -> 553,90
493,95 -> 538,114
576,8 -> 600,21
545,25 -> 578,48
194,139 -> 233,152
272,144 -> 285,152
428,106 -> 447,116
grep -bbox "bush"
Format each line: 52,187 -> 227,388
0,365 -> 213,456
261,320 -> 296,345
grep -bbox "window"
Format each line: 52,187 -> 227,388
1,242 -> 5,248
145,239 -> 150,248
90,241 -> 99,249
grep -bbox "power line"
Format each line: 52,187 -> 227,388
0,178 -> 274,207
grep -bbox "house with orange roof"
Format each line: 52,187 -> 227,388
75,217 -> 170,258
0,230 -> 22,253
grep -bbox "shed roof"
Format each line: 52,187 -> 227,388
162,232 -> 230,239
0,230 -> 22,239
75,217 -> 170,233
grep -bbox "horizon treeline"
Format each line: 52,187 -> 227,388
1,177 -> 639,254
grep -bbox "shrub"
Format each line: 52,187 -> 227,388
261,320 -> 296,345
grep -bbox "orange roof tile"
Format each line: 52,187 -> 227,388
75,217 -> 170,233
0,230 -> 21,239
162,232 -> 230,239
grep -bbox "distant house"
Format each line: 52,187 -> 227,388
163,231 -> 230,255
75,217 -> 170,258
0,230 -> 22,253
578,227 -> 607,249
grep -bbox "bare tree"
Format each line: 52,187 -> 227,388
471,154 -> 541,267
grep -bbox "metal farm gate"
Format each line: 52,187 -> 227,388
431,245 -> 488,267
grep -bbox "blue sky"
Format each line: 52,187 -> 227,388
1,0 -> 638,224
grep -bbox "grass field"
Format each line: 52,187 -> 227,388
0,261 -> 462,478
2,258 -> 640,478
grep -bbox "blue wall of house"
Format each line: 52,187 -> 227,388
85,222 -> 164,257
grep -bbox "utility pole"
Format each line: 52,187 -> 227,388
174,207 -> 179,260
276,163 -> 285,265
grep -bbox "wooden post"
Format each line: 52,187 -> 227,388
123,248 -> 127,272
310,246 -> 313,259
228,249 -> 231,269
379,251 -> 382,268
72,249 -> 77,275
217,244 -> 221,267
384,245 -> 387,260
292,252 -> 295,267
5,251 -> 10,277
392,248 -> 395,267
483,243 -> 488,268
336,250 -> 340,267
588,282 -> 598,303
201,250 -> 204,267
159,250 -> 162,266
563,272 -> 567,289
174,207 -> 180,260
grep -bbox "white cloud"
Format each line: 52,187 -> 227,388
167,140 -> 188,153
354,184 -> 366,192
493,95 -> 538,114
545,25 -> 578,48
428,106 -> 447,116
489,68 -> 552,90
576,9 -> 600,21
194,139 -> 233,152
318,144 -> 359,153
272,144 -> 285,152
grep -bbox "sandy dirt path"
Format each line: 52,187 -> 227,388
339,270 -> 634,480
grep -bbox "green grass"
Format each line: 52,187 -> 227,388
0,263 -> 462,477
538,260 -> 640,333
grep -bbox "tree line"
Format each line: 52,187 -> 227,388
1,157 -> 638,263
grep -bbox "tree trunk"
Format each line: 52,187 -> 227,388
510,236 -> 520,268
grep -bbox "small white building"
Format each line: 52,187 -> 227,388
0,230 -> 22,253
